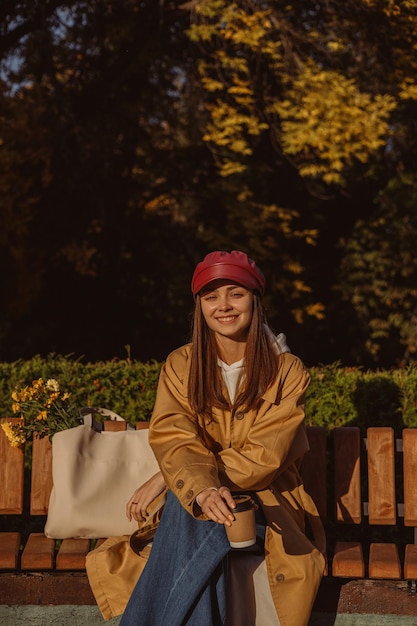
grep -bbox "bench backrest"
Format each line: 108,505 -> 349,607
300,426 -> 417,534
1,420 -> 417,535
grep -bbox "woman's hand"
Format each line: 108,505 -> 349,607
197,486 -> 236,527
126,471 -> 166,523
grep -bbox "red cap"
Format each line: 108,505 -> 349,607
191,250 -> 265,296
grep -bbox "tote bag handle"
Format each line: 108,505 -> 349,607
78,406 -> 133,431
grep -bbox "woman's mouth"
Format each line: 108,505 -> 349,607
216,316 -> 238,323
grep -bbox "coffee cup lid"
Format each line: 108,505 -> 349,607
233,495 -> 254,512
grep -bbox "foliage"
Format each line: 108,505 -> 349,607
1,357 -> 417,438
184,0 -> 417,364
188,0 -> 416,186
0,355 -> 162,435
306,363 -> 362,428
307,364 -> 408,431
273,65 -> 396,185
0,2 -> 417,368
337,175 -> 417,365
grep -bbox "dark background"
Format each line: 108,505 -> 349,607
1,1 -> 417,369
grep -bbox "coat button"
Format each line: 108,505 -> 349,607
235,412 -> 244,420
186,490 -> 194,499
176,479 -> 184,489
275,573 -> 285,582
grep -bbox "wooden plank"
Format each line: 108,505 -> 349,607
332,541 -> 365,578
300,426 -> 327,520
30,434 -> 53,515
56,538 -> 91,570
0,418 -> 25,514
367,427 -> 396,525
403,428 -> 417,526
103,420 -> 127,432
21,533 -> 55,570
334,427 -> 361,523
0,533 -> 21,570
103,420 -> 150,431
404,544 -> 417,580
368,543 -> 401,579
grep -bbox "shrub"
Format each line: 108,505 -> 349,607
1,355 -> 417,433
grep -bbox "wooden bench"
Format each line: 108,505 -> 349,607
301,425 -> 417,616
0,418 -> 150,605
1,419 -> 417,614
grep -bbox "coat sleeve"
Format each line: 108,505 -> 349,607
216,356 -> 311,491
148,350 -> 221,513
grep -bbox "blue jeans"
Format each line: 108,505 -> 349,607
120,490 -> 231,626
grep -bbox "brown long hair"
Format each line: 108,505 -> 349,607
188,293 -> 281,419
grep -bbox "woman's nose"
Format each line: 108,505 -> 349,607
218,297 -> 232,310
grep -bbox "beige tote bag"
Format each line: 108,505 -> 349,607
44,409 -> 160,539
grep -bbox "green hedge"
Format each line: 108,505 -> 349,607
307,362 -> 417,431
1,355 -> 417,431
0,354 -> 161,427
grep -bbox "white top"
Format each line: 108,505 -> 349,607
218,358 -> 245,404
218,332 -> 290,404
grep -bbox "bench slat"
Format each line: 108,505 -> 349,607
301,426 -> 327,520
368,543 -> 401,579
0,532 -> 21,570
404,544 -> 417,580
334,427 -> 361,523
0,418 -> 25,514
103,421 -> 127,431
56,538 -> 92,570
332,541 -> 365,578
31,435 -> 53,515
21,533 -> 55,570
403,428 -> 417,526
367,427 -> 396,525
103,421 -> 150,431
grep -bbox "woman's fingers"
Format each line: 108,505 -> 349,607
126,472 -> 167,521
126,488 -> 149,522
199,488 -> 236,526
126,492 -> 143,521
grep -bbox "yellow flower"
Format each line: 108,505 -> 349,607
8,378 -> 77,447
19,387 -> 30,402
1,422 -> 26,448
49,391 -> 60,403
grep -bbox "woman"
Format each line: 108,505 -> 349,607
121,250 -> 325,626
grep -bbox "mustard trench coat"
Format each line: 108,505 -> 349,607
149,344 -> 326,626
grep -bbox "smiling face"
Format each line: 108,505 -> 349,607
199,280 -> 254,345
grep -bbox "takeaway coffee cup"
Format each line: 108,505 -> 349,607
225,494 -> 256,548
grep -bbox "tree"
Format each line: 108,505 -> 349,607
337,175 -> 417,366
186,0 -> 417,365
0,0 -> 207,360
1,1 -> 417,366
